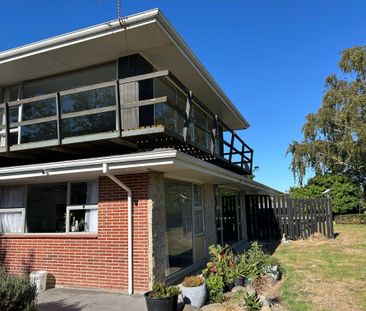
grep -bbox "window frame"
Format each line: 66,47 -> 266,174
66,180 -> 99,234
0,207 -> 26,234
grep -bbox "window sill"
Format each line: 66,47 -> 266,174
0,233 -> 98,239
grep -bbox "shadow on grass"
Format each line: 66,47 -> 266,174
38,299 -> 85,311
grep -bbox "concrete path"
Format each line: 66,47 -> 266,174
38,288 -> 146,311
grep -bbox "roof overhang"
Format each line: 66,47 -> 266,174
0,9 -> 249,130
0,149 -> 280,195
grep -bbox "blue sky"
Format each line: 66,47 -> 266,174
1,0 -> 365,191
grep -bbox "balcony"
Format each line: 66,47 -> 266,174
0,70 -> 253,175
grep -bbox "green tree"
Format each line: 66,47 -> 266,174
288,45 -> 366,201
290,175 -> 362,214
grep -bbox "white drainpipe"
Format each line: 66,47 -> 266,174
102,163 -> 133,295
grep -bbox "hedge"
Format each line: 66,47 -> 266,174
334,214 -> 366,225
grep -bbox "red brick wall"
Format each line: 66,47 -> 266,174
0,174 -> 150,292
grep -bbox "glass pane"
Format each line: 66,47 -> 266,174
8,132 -> 18,146
26,183 -> 67,233
61,86 -> 115,114
61,111 -> 116,138
21,121 -> 57,143
194,210 -> 204,234
195,127 -> 208,149
2,85 -> 19,103
0,186 -> 25,208
69,208 -> 98,233
0,212 -> 22,233
154,103 -> 177,132
22,98 -> 56,121
70,183 -> 87,205
9,106 -> 19,124
23,63 -> 116,98
165,181 -> 193,275
193,185 -> 202,208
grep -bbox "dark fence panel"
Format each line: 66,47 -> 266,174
245,195 -> 334,240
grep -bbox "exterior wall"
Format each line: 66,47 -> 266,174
0,173 -> 150,293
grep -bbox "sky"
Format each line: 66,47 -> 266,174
1,0 -> 366,192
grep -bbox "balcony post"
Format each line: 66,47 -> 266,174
228,130 -> 235,164
56,92 -> 62,145
4,103 -> 9,152
115,80 -> 122,135
210,115 -> 218,155
183,90 -> 192,142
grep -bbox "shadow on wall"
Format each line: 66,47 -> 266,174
38,299 -> 85,311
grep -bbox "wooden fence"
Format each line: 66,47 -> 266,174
245,195 -> 334,240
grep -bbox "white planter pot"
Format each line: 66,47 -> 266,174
182,283 -> 207,308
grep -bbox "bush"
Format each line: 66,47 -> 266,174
182,275 -> 204,287
334,214 -> 366,224
0,268 -> 38,311
205,274 -> 224,304
148,283 -> 180,299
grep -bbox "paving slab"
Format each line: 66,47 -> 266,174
37,288 -> 146,311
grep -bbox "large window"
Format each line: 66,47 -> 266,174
0,180 -> 98,234
164,181 -> 204,276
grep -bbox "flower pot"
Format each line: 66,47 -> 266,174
144,291 -> 178,311
182,283 -> 207,308
224,282 -> 234,292
234,276 -> 244,287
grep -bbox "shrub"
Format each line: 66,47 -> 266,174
205,274 -> 224,304
148,283 -> 180,299
182,275 -> 204,287
0,268 -> 38,311
334,214 -> 366,224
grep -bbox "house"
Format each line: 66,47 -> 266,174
0,9 -> 280,294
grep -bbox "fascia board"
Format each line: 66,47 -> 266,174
0,9 -> 160,64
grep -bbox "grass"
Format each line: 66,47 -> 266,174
273,224 -> 366,311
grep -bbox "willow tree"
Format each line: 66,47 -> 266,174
288,45 -> 366,199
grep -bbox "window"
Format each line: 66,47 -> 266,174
66,181 -> 99,233
164,181 -> 204,276
0,186 -> 26,233
26,184 -> 67,233
2,180 -> 99,234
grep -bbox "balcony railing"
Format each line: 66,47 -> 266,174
0,70 -> 253,173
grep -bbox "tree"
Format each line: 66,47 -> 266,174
290,175 -> 362,214
288,45 -> 366,201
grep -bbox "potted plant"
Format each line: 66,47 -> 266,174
233,254 -> 246,287
181,275 -> 206,308
144,282 -> 180,311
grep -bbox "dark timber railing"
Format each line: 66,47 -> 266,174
245,195 -> 334,240
0,70 -> 253,174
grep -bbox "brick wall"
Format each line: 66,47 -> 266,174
0,173 -> 150,293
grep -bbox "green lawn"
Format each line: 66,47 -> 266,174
274,224 -> 366,311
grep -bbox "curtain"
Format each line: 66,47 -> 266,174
0,212 -> 22,233
86,181 -> 98,205
85,209 -> 98,232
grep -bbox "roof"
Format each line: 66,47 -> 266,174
0,9 -> 249,130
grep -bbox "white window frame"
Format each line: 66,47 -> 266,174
66,204 -> 98,233
192,184 -> 205,263
66,181 -> 99,234
0,208 -> 26,233
0,185 -> 27,234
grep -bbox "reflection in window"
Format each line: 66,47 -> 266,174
62,111 -> 116,138
165,182 -> 193,275
21,121 -> 57,143
26,184 -> 67,233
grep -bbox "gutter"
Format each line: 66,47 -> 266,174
102,163 -> 134,295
